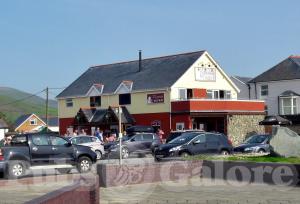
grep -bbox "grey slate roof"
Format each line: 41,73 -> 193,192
14,114 -> 32,129
279,90 -> 300,97
230,76 -> 252,100
249,56 -> 300,83
0,119 -> 8,129
57,51 -> 205,98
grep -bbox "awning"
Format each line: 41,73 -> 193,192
259,115 -> 292,125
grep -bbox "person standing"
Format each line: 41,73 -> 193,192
95,128 -> 103,142
157,129 -> 164,144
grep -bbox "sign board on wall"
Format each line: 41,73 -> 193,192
147,93 -> 164,104
195,67 -> 216,81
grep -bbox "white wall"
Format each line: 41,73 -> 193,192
0,128 -> 8,141
249,79 -> 300,115
171,52 -> 238,100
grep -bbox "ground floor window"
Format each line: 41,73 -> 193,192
280,97 -> 297,115
176,122 -> 185,130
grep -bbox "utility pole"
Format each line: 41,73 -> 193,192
119,106 -> 123,165
45,87 -> 49,132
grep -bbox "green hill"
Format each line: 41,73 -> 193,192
0,87 -> 58,127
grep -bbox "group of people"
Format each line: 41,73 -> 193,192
0,134 -> 14,147
64,127 -> 165,144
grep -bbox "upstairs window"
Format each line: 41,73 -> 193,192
178,89 -> 187,100
261,85 -> 268,97
66,98 -> 73,107
30,118 -> 37,125
90,96 -> 101,107
119,93 -> 131,105
280,97 -> 297,115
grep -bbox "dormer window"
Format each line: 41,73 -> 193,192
86,83 -> 104,97
115,81 -> 133,94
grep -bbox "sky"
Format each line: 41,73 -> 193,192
1,0 -> 300,98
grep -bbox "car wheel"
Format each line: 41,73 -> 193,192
77,156 -> 92,173
7,161 -> 26,179
95,150 -> 102,160
122,147 -> 129,159
154,156 -> 162,162
220,150 -> 230,155
257,149 -> 265,154
180,152 -> 190,157
57,168 -> 71,174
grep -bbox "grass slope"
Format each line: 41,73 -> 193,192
0,87 -> 58,126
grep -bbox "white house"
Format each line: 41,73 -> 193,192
248,55 -> 300,133
0,119 -> 9,140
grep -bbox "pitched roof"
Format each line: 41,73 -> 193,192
57,51 -> 205,98
14,114 -> 32,129
0,119 -> 8,129
249,56 -> 300,83
231,76 -> 252,84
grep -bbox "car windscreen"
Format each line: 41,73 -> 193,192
168,133 -> 198,144
244,135 -> 268,144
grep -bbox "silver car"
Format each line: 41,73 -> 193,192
67,135 -> 104,160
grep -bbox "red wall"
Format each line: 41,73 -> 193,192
171,114 -> 191,131
172,100 -> 265,112
193,89 -> 207,98
59,118 -> 75,135
132,112 -> 171,138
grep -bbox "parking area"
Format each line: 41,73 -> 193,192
101,177 -> 300,204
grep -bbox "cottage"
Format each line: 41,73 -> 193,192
14,113 -> 59,133
57,50 -> 265,144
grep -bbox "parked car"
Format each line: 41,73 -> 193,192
234,134 -> 271,154
106,133 -> 161,159
0,133 -> 97,179
66,135 -> 104,160
165,130 -> 204,143
154,132 -> 233,161
126,126 -> 155,136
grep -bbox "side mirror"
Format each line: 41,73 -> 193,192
130,138 -> 135,142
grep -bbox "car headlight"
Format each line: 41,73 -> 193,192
244,147 -> 256,152
169,146 -> 182,152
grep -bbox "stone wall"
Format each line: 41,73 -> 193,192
227,114 -> 265,145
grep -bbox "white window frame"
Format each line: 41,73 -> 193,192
176,122 -> 185,131
66,98 -> 73,107
260,85 -> 268,97
30,118 -> 37,125
178,88 -> 187,100
280,97 -> 298,115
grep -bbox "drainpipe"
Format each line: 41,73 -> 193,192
247,83 -> 251,99
254,82 -> 257,99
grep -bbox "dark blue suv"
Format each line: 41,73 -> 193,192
154,132 -> 233,161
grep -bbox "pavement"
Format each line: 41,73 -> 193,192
100,177 -> 300,204
0,180 -> 73,204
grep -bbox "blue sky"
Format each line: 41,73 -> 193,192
1,0 -> 300,98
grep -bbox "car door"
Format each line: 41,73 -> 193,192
30,134 -> 52,165
205,133 -> 221,154
188,134 -> 206,155
142,133 -> 154,151
49,135 -> 74,164
127,134 -> 143,153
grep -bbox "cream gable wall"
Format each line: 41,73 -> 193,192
58,90 -> 171,118
171,52 -> 239,100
